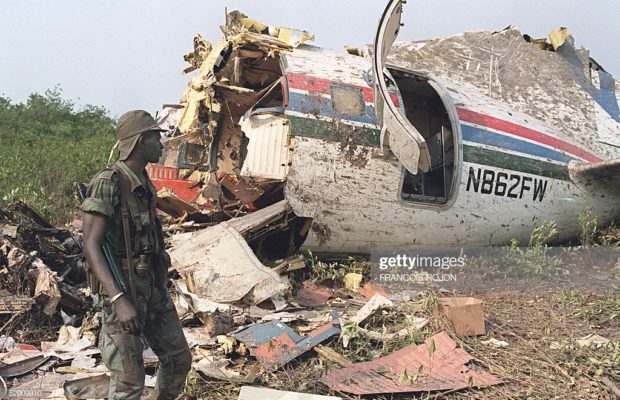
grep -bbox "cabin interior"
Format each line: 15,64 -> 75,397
160,47 -> 312,259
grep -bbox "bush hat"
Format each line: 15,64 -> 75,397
117,110 -> 165,161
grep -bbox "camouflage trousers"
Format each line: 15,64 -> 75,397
100,260 -> 191,400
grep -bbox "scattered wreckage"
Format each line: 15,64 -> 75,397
0,201 -> 507,398
0,202 -> 90,316
6,195 -> 617,398
2,0 -> 620,398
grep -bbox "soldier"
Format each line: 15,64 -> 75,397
82,110 -> 191,400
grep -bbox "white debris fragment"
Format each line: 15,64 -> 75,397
350,294 -> 393,324
169,224 -> 288,304
71,354 -> 97,369
576,334 -> 611,348
481,338 -> 509,348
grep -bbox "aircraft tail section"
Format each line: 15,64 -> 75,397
569,159 -> 620,195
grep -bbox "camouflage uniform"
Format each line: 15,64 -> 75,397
82,160 -> 191,400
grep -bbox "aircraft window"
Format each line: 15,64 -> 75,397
330,83 -> 366,117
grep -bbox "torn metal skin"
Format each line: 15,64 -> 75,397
320,331 -> 501,396
0,355 -> 51,379
152,10 -> 401,255
233,311 -> 341,372
151,11 -> 323,267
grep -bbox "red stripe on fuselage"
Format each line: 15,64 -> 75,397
286,72 -> 400,107
457,107 -> 602,163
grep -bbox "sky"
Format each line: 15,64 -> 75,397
1,0 -> 618,117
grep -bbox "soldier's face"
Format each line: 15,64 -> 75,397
141,131 -> 164,163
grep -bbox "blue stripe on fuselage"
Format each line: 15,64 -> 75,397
289,91 -> 577,164
287,91 -> 378,125
461,124 -> 577,164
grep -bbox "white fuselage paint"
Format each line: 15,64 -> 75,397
278,45 -> 620,253
285,136 -> 617,253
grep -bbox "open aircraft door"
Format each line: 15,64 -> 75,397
373,0 -> 431,174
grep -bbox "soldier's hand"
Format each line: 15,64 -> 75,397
113,296 -> 141,335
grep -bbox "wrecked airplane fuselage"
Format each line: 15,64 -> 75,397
155,6 -> 620,257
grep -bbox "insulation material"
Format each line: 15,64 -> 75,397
183,34 -> 213,74
34,266 -> 61,316
240,114 -> 291,180
177,88 -> 211,136
548,27 -> 572,50
239,17 -> 269,33
177,36 -> 224,136
320,331 -> 501,395
200,40 -> 230,76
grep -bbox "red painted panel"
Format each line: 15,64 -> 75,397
321,331 -> 501,395
146,164 -> 179,180
287,72 -> 400,107
151,178 -> 199,203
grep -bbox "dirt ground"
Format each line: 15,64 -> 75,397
2,205 -> 618,399
177,289 -> 619,400
1,266 -> 618,399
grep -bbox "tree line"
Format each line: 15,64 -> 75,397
0,89 -> 116,223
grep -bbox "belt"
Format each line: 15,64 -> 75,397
120,254 -> 154,277
120,257 -> 141,269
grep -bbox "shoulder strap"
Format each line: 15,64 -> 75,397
113,166 -> 143,254
85,168 -> 116,197
113,166 -> 139,304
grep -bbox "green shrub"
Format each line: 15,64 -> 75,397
578,206 -> 598,247
503,221 -> 565,277
0,88 -> 116,223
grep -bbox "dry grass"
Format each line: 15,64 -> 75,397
179,290 -> 619,400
